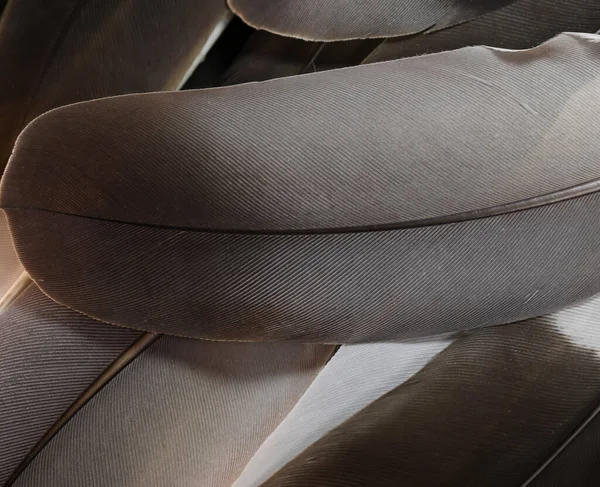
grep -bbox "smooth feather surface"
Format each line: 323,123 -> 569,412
261,296 -> 600,486
0,0 -> 231,173
227,0 -> 516,41
3,34 -> 600,342
0,285 -> 140,485
12,337 -> 333,486
365,0 -> 600,63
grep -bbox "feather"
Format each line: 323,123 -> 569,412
0,212 -> 22,303
3,33 -> 600,343
221,33 -> 381,86
0,0 -> 231,310
260,295 -> 600,486
227,0 -> 516,41
310,39 -> 384,71
4,33 -> 600,342
11,337 -> 333,486
0,284 -> 141,485
0,0 -> 232,173
221,31 -> 323,86
365,0 -> 600,63
182,17 -> 255,90
232,339 -> 453,487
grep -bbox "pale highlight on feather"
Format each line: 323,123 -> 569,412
233,339 -> 453,486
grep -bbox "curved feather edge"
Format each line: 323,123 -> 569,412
232,339 -> 453,486
0,0 -> 232,173
226,0 -> 516,42
363,0 -> 600,64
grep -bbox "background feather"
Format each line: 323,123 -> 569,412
221,31 -> 323,86
227,0 -> 516,41
4,34 -> 600,342
0,0 -> 231,310
11,337 -> 333,487
221,33 -> 381,86
365,0 -> 600,63
232,339 -> 453,487
260,295 -> 600,486
0,0 -> 231,173
221,0 -> 600,88
0,213 -> 22,302
0,284 -> 140,485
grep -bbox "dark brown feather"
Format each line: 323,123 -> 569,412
365,0 -> 600,63
227,0 -> 516,41
0,0 -> 230,172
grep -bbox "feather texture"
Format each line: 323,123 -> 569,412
12,337 -> 333,486
0,285 -> 140,485
3,34 -> 600,342
227,0 -> 516,41
0,212 -> 22,301
365,0 -> 600,63
260,295 -> 600,486
221,33 -> 382,86
0,0 -> 231,309
232,340 -> 453,487
0,0 -> 231,173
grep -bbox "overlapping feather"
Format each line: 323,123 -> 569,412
227,0 -> 516,41
0,285 -> 141,485
0,0 -> 231,307
259,297 -> 600,486
4,33 -> 600,343
12,337 -> 333,486
2,1 -> 600,485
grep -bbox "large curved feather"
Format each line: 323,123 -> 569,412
0,285 -> 140,485
227,0 -> 516,41
3,33 -> 600,342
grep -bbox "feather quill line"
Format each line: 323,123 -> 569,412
3,331 -> 160,487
